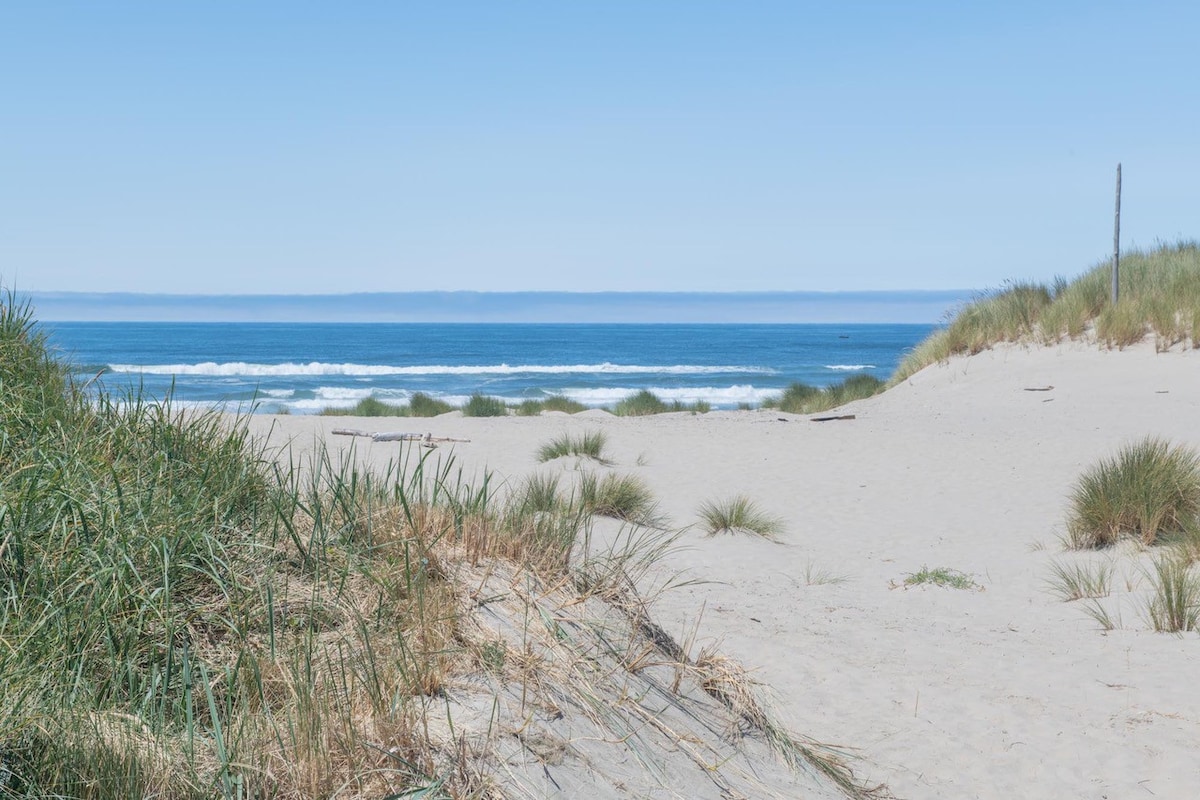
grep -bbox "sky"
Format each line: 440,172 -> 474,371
2,2 -> 1197,297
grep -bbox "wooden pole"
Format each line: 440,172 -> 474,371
1112,163 -> 1121,305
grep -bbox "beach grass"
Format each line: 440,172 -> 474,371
1046,559 -> 1113,601
408,391 -> 455,416
613,390 -> 709,416
891,241 -> 1200,383
764,374 -> 885,415
903,566 -> 979,590
0,290 -> 876,798
1145,552 -> 1200,632
696,495 -> 784,540
577,472 -> 664,527
317,391 -> 453,417
516,395 -> 588,415
461,392 -> 508,417
536,429 -> 612,464
1065,437 -> 1200,549
318,395 -> 408,416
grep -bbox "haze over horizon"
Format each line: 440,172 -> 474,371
28,289 -> 972,324
4,2 -> 1197,297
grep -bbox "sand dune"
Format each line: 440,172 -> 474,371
249,338 -> 1200,799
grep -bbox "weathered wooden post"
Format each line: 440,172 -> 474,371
1112,163 -> 1121,305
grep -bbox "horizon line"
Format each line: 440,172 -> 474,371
25,288 -> 974,324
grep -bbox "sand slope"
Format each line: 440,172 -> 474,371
249,339 -> 1200,799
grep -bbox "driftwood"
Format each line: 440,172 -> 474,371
810,414 -> 856,422
1022,386 -> 1054,392
332,429 -> 471,447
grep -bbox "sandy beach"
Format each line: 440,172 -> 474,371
247,339 -> 1200,799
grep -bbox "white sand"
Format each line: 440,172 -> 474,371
248,339 -> 1200,799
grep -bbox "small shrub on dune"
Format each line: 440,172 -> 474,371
614,390 -> 670,416
697,495 -> 783,540
537,430 -> 611,464
461,393 -> 508,417
1066,437 -> 1200,549
409,392 -> 454,417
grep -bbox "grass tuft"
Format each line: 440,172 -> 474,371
409,391 -> 454,416
614,390 -> 670,416
765,375 -> 884,415
319,395 -> 407,416
696,495 -> 784,540
461,392 -> 508,417
1145,553 -> 1200,632
1046,559 -> 1113,601
577,472 -> 664,527
1066,437 -> 1200,549
612,390 -> 709,416
903,566 -> 979,590
536,429 -> 611,464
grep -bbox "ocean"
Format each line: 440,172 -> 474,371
40,322 -> 936,414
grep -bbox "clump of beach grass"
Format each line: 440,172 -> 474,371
578,472 -> 664,527
318,391 -> 453,417
903,566 -> 979,590
764,374 -> 885,415
516,394 -> 588,415
1065,437 -> 1200,549
461,392 -> 508,417
1045,559 -> 1113,602
614,389 -> 670,416
1145,552 -> 1200,632
318,395 -> 408,416
696,495 -> 784,540
536,429 -> 612,464
409,391 -> 454,416
613,390 -> 710,416
544,394 -> 588,413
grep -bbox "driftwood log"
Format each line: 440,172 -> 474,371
809,414 -> 856,422
332,429 -> 471,447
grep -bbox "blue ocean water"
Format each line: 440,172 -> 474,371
40,322 -> 936,414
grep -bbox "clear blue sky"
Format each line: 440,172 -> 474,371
3,2 -> 1196,295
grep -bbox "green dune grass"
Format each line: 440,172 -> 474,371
891,241 -> 1200,384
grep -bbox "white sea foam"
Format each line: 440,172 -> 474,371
106,361 -> 774,377
559,385 -> 779,407
824,364 -> 876,371
313,387 -> 376,401
261,388 -> 295,398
